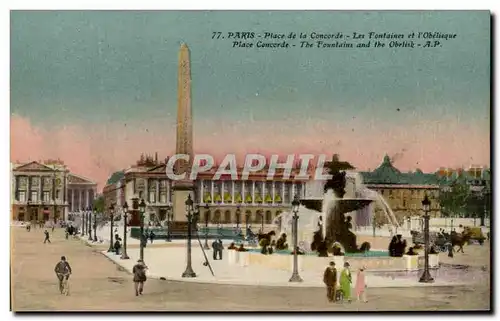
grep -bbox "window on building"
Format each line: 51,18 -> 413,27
18,191 -> 26,202
138,191 -> 144,199
160,193 -> 167,204
403,200 -> 407,207
31,191 -> 38,202
43,191 -> 50,202
149,191 -> 156,203
224,210 -> 231,224
411,204 -> 416,210
56,190 -> 60,200
283,183 -> 290,203
265,211 -> 272,224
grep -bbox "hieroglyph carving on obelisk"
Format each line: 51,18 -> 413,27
175,43 -> 194,182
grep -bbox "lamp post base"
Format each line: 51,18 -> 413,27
120,253 -> 130,260
182,266 -> 197,278
107,245 -> 114,252
419,269 -> 434,283
289,272 -> 303,283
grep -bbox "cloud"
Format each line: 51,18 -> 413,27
10,113 -> 490,190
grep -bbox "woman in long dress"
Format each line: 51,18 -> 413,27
339,262 -> 352,302
355,266 -> 367,302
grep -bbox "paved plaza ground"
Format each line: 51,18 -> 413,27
11,226 -> 491,312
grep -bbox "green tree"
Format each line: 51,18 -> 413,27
439,180 -> 470,217
93,195 -> 105,214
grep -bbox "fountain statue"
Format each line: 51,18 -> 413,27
274,154 -> 375,255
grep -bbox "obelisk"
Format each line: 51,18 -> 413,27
172,43 -> 195,223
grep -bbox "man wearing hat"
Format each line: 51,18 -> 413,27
323,261 -> 337,302
132,259 -> 148,296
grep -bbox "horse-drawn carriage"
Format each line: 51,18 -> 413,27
411,230 -> 451,252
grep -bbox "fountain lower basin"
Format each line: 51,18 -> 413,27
230,250 -> 439,273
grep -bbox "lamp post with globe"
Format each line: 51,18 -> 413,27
182,194 -> 197,278
139,199 -> 147,263
107,203 -> 115,252
121,202 -> 130,260
419,194 -> 434,283
289,195 -> 303,283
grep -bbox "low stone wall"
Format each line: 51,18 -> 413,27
241,252 -> 408,273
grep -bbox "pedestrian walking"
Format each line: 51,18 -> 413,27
132,259 -> 148,296
43,230 -> 51,244
212,239 -> 223,260
323,261 -> 337,302
149,230 -> 155,244
355,266 -> 367,303
339,262 -> 352,302
114,239 -> 121,255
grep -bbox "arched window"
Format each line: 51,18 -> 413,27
265,210 -> 272,224
244,210 -> 252,225
224,210 -> 231,224
255,210 -> 263,224
204,210 -> 211,224
213,210 -> 221,224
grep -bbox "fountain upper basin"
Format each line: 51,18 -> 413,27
301,197 -> 373,213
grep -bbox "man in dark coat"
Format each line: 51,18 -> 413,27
323,261 -> 338,302
132,259 -> 147,296
114,239 -> 121,255
212,239 -> 223,260
43,230 -> 51,244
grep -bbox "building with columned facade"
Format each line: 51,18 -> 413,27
11,160 -> 97,222
112,156 -> 308,229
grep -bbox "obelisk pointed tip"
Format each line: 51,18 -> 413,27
180,43 -> 189,51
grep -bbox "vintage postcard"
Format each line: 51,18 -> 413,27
10,10 -> 491,312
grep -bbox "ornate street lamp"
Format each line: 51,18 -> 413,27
203,203 -> 210,249
245,211 -> 250,241
27,198 -> 32,227
81,207 -> 86,235
182,194 -> 197,278
107,203 -> 115,252
289,194 -> 303,282
121,202 -> 130,260
419,194 -> 434,283
87,207 -> 93,241
482,184 -> 490,227
165,205 -> 172,242
236,206 -> 241,230
259,211 -> 264,232
93,206 -> 98,242
139,199 -> 147,263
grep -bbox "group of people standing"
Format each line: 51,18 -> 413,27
323,261 -> 367,303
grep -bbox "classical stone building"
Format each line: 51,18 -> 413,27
102,171 -> 125,218
11,161 -> 97,222
360,155 -> 441,223
115,157 -> 307,228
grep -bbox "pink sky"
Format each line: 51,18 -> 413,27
10,114 -> 490,191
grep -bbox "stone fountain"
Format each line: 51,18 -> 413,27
275,155 -> 373,255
